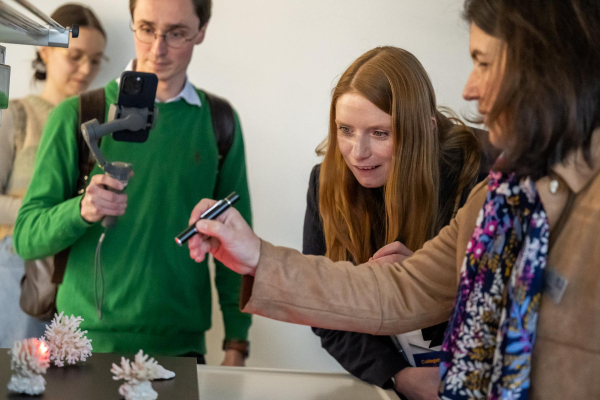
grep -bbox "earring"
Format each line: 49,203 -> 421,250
35,61 -> 47,74
35,52 -> 47,74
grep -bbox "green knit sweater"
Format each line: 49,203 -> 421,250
14,80 -> 252,355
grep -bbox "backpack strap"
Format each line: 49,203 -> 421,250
204,91 -> 235,170
52,88 -> 106,284
76,88 -> 106,196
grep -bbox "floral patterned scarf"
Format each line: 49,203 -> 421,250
439,171 -> 550,399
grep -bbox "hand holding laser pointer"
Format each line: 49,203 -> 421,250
186,196 -> 260,276
176,192 -> 240,245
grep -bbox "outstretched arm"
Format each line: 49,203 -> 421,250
187,197 -> 462,335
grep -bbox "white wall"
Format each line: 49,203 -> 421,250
3,0 -> 476,372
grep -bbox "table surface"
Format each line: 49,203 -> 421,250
1,350 -> 399,400
0,351 -> 199,400
197,365 -> 400,400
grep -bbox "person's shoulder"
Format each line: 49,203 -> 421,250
310,163 -> 322,183
0,98 -> 23,133
103,80 -> 119,101
192,85 -> 205,98
468,178 -> 488,196
307,163 -> 322,197
5,98 -> 25,120
51,82 -> 114,121
49,95 -> 79,120
7,96 -> 33,116
192,86 -> 209,103
464,178 -> 488,211
8,97 -> 24,108
4,96 -> 51,132
193,86 -> 236,109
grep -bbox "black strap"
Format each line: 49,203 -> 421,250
204,91 -> 235,169
75,88 -> 106,196
52,88 -> 106,284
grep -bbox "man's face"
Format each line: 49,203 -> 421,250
132,0 -> 206,85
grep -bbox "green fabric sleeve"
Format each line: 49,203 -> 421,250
13,98 -> 92,260
212,109 -> 253,341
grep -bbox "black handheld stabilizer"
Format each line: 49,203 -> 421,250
81,72 -> 158,228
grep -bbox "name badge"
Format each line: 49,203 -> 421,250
413,351 -> 443,367
543,267 -> 569,304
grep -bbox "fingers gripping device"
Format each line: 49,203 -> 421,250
81,104 -> 157,227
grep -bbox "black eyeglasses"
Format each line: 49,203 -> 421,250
131,22 -> 199,48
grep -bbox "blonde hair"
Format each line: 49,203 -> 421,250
318,47 -> 480,263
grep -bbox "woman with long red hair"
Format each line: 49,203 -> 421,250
302,46 -> 483,399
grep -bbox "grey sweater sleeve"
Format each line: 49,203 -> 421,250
0,105 -> 22,225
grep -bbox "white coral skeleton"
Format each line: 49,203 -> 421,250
111,350 -> 175,400
42,312 -> 93,367
7,338 -> 50,395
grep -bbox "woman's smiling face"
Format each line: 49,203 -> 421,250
336,92 -> 394,188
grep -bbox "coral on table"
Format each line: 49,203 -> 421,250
7,338 -> 50,395
111,350 -> 175,400
42,312 -> 93,367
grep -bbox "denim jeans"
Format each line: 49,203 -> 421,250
0,236 -> 47,348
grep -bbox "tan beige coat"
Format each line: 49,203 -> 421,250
241,133 -> 600,399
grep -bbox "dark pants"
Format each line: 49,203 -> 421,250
180,352 -> 206,364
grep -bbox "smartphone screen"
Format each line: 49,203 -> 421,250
112,71 -> 158,142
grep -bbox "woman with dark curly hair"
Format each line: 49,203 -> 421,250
188,0 -> 600,397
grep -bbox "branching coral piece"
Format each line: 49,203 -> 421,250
42,312 -> 93,367
7,338 -> 50,395
111,350 -> 175,400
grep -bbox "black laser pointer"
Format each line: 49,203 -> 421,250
175,192 -> 240,246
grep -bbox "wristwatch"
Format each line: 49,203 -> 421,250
222,340 -> 250,358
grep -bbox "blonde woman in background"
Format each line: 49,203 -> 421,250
0,4 -> 107,347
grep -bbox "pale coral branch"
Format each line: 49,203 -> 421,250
42,312 -> 93,367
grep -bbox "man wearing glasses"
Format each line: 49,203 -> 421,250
13,0 -> 252,366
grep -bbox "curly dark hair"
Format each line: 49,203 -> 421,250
463,0 -> 600,179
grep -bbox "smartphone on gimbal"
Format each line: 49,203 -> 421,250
112,71 -> 158,142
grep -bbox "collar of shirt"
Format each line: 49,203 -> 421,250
115,59 -> 202,107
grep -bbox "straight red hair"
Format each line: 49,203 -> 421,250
318,47 -> 480,262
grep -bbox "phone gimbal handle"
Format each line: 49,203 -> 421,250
101,161 -> 132,228
81,104 -> 156,228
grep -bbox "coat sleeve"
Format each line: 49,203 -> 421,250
312,326 -> 410,388
240,189 -> 486,335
